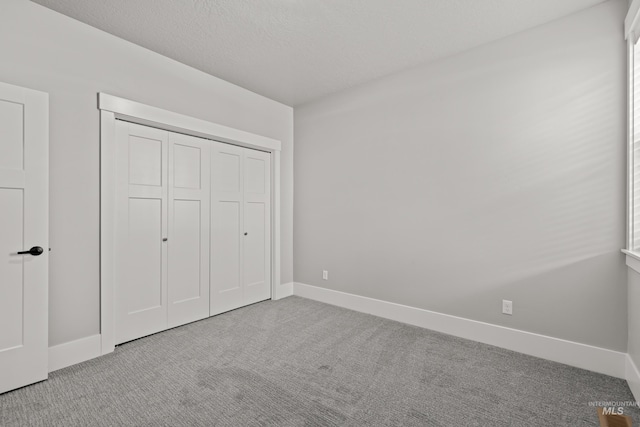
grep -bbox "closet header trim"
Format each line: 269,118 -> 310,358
98,93 -> 281,152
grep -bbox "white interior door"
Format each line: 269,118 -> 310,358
114,121 -> 168,345
168,133 -> 210,327
0,82 -> 48,394
211,142 -> 271,315
243,149 -> 271,305
210,142 -> 244,315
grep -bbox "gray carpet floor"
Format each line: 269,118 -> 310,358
1,296 -> 638,426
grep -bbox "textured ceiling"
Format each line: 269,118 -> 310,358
31,0 -> 608,106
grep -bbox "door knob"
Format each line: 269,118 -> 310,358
244,232 -> 248,236
18,246 -> 44,256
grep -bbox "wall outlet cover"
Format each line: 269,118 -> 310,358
502,300 -> 513,315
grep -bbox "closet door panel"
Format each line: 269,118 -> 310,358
173,144 -> 201,189
210,142 -> 244,315
168,133 -> 210,328
243,202 -> 265,287
214,149 -> 241,192
127,198 -> 163,313
243,149 -> 271,304
170,200 -> 201,301
215,201 -> 241,292
115,122 -> 168,345
245,157 -> 265,194
128,136 -> 162,186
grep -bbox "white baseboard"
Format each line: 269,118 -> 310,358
293,283 -> 626,379
626,355 -> 640,403
49,334 -> 102,372
274,281 -> 294,300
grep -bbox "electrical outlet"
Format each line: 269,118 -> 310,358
322,270 -> 328,280
502,300 -> 513,315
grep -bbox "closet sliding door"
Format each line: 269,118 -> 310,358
114,122 -> 169,344
210,143 -> 244,315
168,133 -> 210,328
210,142 -> 271,315
242,149 -> 271,305
114,122 -> 211,344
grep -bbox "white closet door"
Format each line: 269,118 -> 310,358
243,149 -> 271,305
0,82 -> 48,394
115,121 -> 168,345
168,133 -> 210,327
210,142 -> 244,315
211,142 -> 271,315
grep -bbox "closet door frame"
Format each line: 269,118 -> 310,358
99,93 -> 282,356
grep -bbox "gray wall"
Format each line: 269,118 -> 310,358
0,0 -> 294,347
294,1 -> 628,351
629,268 -> 640,366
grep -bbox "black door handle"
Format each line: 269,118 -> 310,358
18,246 -> 44,256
